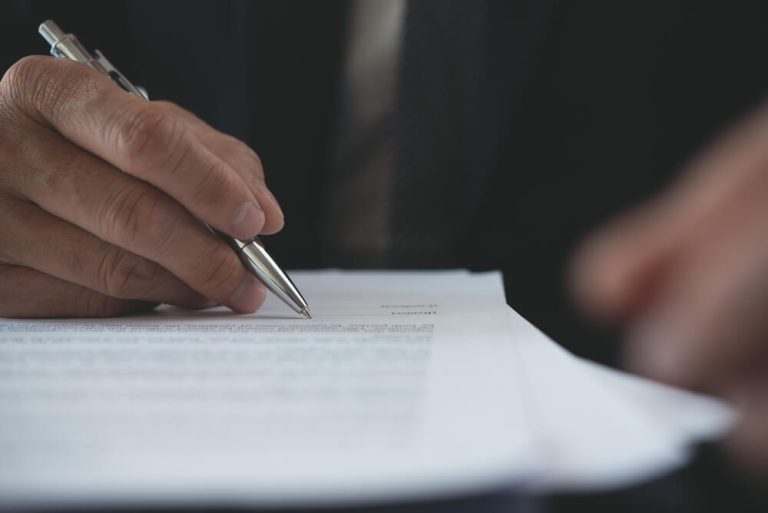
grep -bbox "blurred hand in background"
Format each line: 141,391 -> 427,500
572,101 -> 768,473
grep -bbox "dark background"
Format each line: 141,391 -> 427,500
3,0 -> 768,510
6,0 -> 768,365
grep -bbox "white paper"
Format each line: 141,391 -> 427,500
507,307 -> 734,491
0,271 -> 538,508
0,270 -> 735,509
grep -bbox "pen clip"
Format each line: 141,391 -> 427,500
39,20 -> 148,100
92,50 -> 149,100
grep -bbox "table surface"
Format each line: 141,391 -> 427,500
24,444 -> 767,513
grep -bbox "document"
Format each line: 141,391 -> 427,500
0,271 -> 733,509
0,271 -> 539,508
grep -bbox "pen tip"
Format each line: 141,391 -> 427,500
301,307 -> 312,319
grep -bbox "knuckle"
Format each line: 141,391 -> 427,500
189,243 -> 242,299
101,185 -> 175,254
241,142 -> 264,171
226,136 -> 265,180
0,56 -> 45,106
97,246 -> 159,299
110,103 -> 185,170
153,100 -> 178,110
155,100 -> 187,117
190,159 -> 238,208
1,56 -> 102,122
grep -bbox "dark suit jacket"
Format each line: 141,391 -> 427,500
4,0 -> 768,363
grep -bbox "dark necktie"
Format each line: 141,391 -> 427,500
390,0 -> 484,267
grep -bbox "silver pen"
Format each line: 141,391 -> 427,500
38,20 -> 312,319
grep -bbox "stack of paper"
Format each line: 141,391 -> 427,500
0,271 -> 733,509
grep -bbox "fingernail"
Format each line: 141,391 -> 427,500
228,275 -> 266,313
231,202 -> 265,239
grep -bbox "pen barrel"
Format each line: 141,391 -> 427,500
207,226 -> 309,316
38,20 -> 65,47
238,239 -> 309,315
39,20 -> 97,68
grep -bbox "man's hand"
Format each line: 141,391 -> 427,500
571,102 -> 768,472
0,56 -> 284,317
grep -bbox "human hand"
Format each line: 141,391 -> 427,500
0,56 -> 283,317
571,102 -> 768,472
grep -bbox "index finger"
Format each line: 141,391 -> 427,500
3,56 -> 266,240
